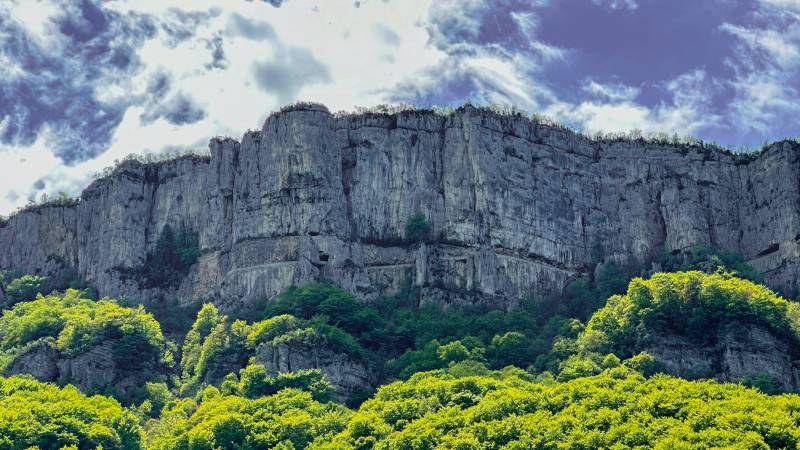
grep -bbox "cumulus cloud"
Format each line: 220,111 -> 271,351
142,92 -> 207,126
227,13 -> 277,40
253,47 -> 332,104
373,23 -> 400,47
0,0 -> 152,163
426,0 -> 488,50
550,70 -> 718,136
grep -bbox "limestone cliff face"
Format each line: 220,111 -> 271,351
255,337 -> 372,401
645,323 -> 800,390
4,339 -> 164,400
1,104 -> 799,311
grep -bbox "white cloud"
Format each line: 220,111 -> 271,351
722,23 -> 800,69
7,0 -> 798,216
591,0 -> 638,11
720,4 -> 800,134
549,70 -> 717,136
1,0 -> 456,213
583,80 -> 639,102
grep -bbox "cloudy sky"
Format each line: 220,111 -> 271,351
0,0 -> 799,214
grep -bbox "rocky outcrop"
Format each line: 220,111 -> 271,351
255,337 -> 371,401
645,323 -> 800,390
5,339 -> 60,381
3,339 -> 162,400
2,104 -> 800,312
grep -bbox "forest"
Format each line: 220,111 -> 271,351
0,245 -> 799,449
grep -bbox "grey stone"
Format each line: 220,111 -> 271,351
1,105 -> 799,313
5,339 -> 60,381
645,323 -> 800,390
254,334 -> 371,401
4,338 -> 163,400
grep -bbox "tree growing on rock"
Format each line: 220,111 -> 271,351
404,212 -> 430,243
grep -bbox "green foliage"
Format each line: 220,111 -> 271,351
4,274 -> 46,305
316,368 -> 800,449
658,244 -> 761,282
0,375 -> 142,449
179,306 -> 250,395
622,351 -> 662,376
146,388 -> 352,450
143,382 -> 175,417
0,289 -> 164,357
180,299 -> 366,399
143,224 -> 200,288
265,283 -> 383,340
404,212 -> 431,243
578,271 -> 800,358
247,314 -> 304,347
0,268 -> 98,308
0,289 -> 166,399
239,365 -> 334,402
488,331 -> 537,369
743,372 -> 783,394
562,261 -> 636,321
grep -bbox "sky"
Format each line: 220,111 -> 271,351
0,0 -> 799,215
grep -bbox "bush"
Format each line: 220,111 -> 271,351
578,271 -> 800,358
658,244 -> 761,282
317,368 -> 800,449
0,289 -> 165,362
147,388 -> 351,450
404,212 -> 431,243
0,376 -> 142,449
4,274 -> 46,305
239,364 -> 334,402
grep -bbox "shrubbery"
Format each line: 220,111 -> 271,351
404,212 -> 430,243
578,271 -> 800,358
146,388 -> 351,450
3,274 -> 46,305
0,268 -> 97,307
0,375 -> 142,449
0,289 -> 167,388
315,366 -> 800,449
179,301 -> 368,397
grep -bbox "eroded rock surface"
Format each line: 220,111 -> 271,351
2,104 -> 800,312
5,340 -> 60,381
255,336 -> 371,401
646,323 -> 800,390
4,339 -> 163,400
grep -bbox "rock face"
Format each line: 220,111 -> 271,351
646,323 -> 800,390
254,337 -> 371,401
5,340 -> 60,381
1,104 -> 800,311
3,339 -> 161,400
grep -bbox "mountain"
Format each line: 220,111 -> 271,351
2,103 -> 798,314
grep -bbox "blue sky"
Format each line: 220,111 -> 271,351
0,0 -> 798,214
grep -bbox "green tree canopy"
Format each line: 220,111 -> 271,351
578,271 -> 800,358
0,375 -> 142,449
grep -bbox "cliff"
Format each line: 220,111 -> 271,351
1,104 -> 799,312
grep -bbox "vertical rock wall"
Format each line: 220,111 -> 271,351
1,104 -> 799,311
